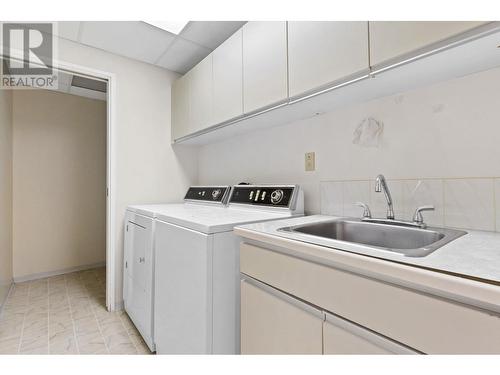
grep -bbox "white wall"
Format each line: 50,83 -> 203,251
0,88 -> 13,306
52,38 -> 198,306
198,66 -> 500,230
12,90 -> 107,279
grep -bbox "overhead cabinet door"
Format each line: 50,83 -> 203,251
288,21 -> 369,97
242,21 -> 288,113
189,54 -> 214,134
213,29 -> 243,124
171,73 -> 190,140
240,277 -> 323,354
369,21 -> 488,67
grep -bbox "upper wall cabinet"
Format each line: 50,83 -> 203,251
171,73 -> 190,140
287,22 -> 369,98
242,21 -> 288,113
213,29 -> 243,125
189,54 -> 214,134
369,21 -> 488,66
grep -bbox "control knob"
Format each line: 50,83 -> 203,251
212,189 -> 222,200
270,189 -> 284,204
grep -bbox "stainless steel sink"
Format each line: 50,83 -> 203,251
279,218 -> 467,257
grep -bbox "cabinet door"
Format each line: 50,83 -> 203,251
242,21 -> 288,113
171,73 -> 190,140
288,21 -> 369,97
369,21 -> 487,66
323,312 -> 417,354
240,277 -> 323,354
213,29 -> 243,124
189,54 -> 213,134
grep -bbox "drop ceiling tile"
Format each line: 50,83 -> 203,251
80,21 -> 175,64
180,21 -> 246,49
55,22 -> 80,41
156,38 -> 210,73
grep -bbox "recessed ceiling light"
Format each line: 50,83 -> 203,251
144,21 -> 189,35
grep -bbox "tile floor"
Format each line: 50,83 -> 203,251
0,267 -> 152,355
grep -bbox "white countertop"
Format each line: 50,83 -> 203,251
235,215 -> 500,283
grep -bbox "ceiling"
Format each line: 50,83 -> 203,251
54,21 -> 247,74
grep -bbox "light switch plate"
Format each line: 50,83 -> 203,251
305,152 -> 315,171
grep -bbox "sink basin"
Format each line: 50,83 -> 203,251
279,218 -> 467,257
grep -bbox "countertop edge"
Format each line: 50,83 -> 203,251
234,226 -> 500,314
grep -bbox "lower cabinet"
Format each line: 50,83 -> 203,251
241,277 -> 323,354
241,276 -> 417,355
323,312 -> 416,354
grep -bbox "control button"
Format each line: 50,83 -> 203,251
261,191 -> 266,200
270,189 -> 284,204
255,190 -> 260,201
212,189 -> 222,200
249,191 -> 254,200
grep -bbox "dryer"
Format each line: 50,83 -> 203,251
123,186 -> 231,351
154,185 -> 304,354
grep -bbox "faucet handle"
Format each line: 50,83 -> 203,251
354,202 -> 372,219
413,205 -> 435,224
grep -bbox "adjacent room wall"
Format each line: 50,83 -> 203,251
0,89 -> 13,306
198,66 -> 500,231
12,90 -> 107,280
55,38 -> 198,306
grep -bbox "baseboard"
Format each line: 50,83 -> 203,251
13,261 -> 106,283
0,281 -> 14,316
114,300 -> 124,312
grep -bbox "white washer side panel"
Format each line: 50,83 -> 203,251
154,220 -> 213,354
212,231 -> 241,354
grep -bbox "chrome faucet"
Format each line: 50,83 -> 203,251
374,174 -> 394,220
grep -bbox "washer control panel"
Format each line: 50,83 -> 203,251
184,186 -> 231,204
229,185 -> 296,208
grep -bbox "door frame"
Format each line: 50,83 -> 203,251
1,47 -> 118,311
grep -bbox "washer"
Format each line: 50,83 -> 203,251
154,184 -> 304,354
123,186 -> 231,351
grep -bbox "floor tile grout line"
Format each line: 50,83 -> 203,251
65,274 -> 81,355
16,280 -> 31,354
83,270 -> 111,354
119,312 -> 139,354
47,278 -> 50,354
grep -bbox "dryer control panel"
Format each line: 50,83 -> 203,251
184,186 -> 231,204
229,185 -> 297,208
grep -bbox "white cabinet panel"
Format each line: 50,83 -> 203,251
323,312 -> 417,354
171,73 -> 190,140
369,21 -> 487,66
213,29 -> 243,124
242,21 -> 288,113
189,54 -> 213,134
240,277 -> 323,354
288,21 -> 369,97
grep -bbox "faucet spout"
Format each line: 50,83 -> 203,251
375,174 -> 394,219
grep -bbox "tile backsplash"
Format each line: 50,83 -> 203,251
320,177 -> 498,232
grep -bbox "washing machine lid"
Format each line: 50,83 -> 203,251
126,203 -> 186,218
126,186 -> 231,218
155,204 -> 295,234
155,185 -> 303,234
